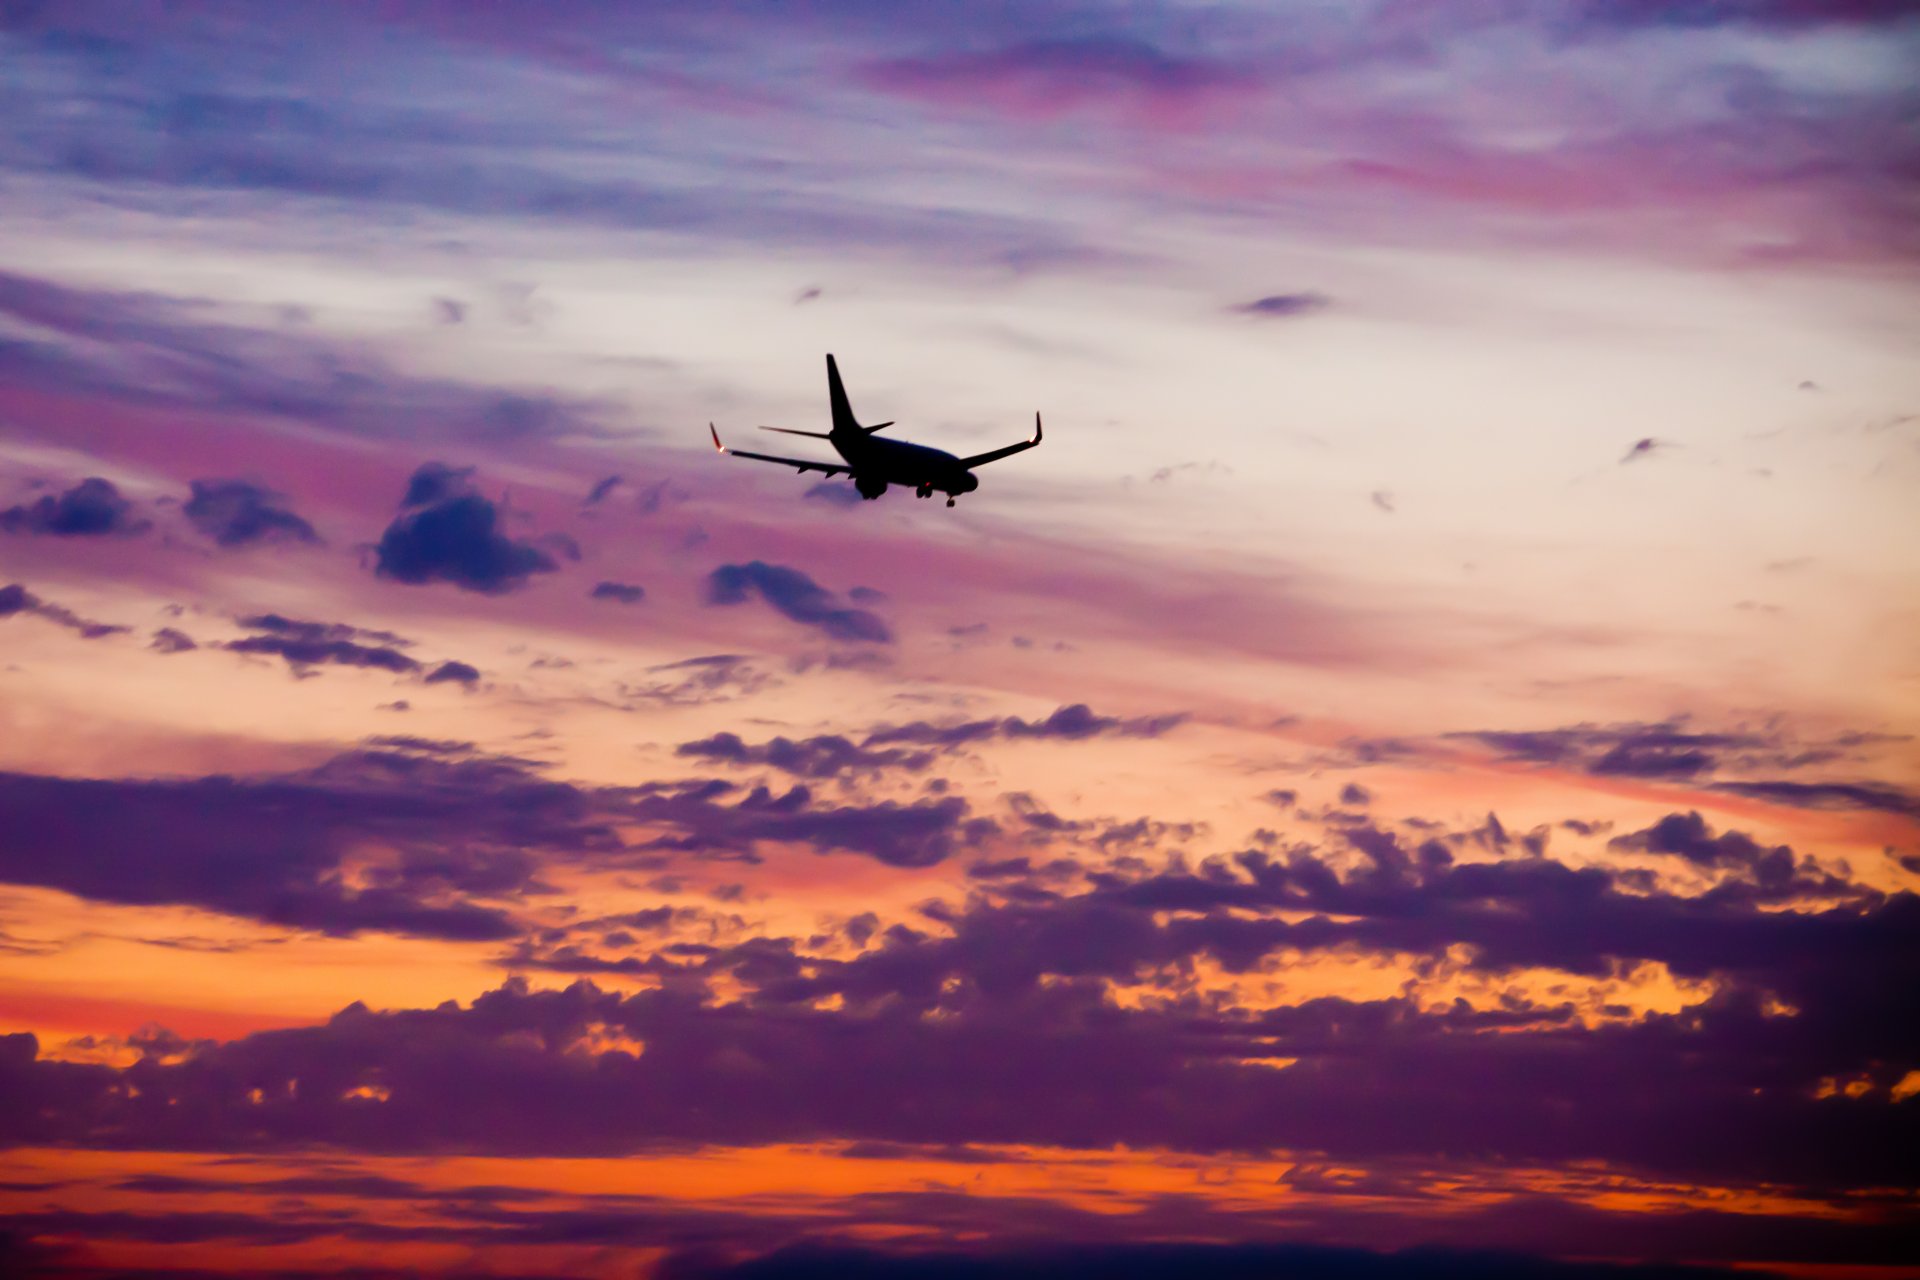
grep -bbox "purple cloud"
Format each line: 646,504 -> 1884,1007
183,478 -> 320,548
591,581 -> 646,605
0,582 -> 129,639
375,463 -> 559,594
705,562 -> 892,644
0,477 -> 148,537
865,703 -> 1185,749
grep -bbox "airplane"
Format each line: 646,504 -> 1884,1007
709,354 -> 1041,507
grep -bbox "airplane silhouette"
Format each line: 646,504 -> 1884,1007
710,354 -> 1041,506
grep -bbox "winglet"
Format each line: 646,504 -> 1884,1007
710,423 -> 727,453
1034,412 -> 1043,444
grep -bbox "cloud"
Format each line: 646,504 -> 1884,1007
374,463 -> 559,594
1448,721 -> 1792,781
182,478 -> 320,548
865,703 -> 1185,749
634,781 -> 988,869
211,613 -> 478,683
705,562 -> 892,644
591,581 -> 646,604
676,733 -> 938,779
150,626 -> 197,653
401,462 -> 474,508
1231,292 -> 1331,318
0,582 -> 128,639
220,613 -> 418,676
585,474 -> 622,505
0,743 -> 617,940
1708,779 -> 1920,820
226,633 -> 418,675
0,477 -> 148,537
0,270 -> 613,443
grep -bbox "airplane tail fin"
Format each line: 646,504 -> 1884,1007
826,354 -> 862,437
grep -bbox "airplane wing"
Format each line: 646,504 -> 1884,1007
959,413 -> 1043,468
710,424 -> 852,476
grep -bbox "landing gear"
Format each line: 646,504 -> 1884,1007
855,475 -> 888,501
916,483 -> 934,500
946,497 -> 956,507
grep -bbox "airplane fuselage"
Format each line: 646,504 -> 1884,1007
834,434 -> 979,498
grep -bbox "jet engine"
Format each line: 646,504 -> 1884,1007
856,475 -> 888,500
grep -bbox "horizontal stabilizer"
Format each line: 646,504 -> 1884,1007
760,426 -> 834,440
709,423 -> 851,477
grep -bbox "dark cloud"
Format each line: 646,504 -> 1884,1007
221,613 -> 420,676
425,660 -> 480,686
226,633 -> 418,675
1708,779 -> 1920,820
0,582 -> 128,639
585,474 -> 622,505
865,703 -> 1184,749
0,744 -> 620,940
705,561 -> 892,644
182,478 -> 320,548
1231,292 -> 1331,318
0,476 -> 148,537
375,463 -> 559,594
676,733 -> 938,779
1451,722 -> 1765,778
239,612 -> 410,648
591,581 -> 646,604
402,462 -> 475,509
634,781 -> 988,869
432,296 -> 467,325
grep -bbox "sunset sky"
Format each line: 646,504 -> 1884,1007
1,2 -> 1917,1277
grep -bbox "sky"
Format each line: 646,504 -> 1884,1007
0,1 -> 1916,1277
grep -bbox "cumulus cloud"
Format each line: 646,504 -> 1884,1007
705,561 -> 892,643
183,478 -> 320,548
374,463 -> 559,594
0,477 -> 148,537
